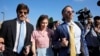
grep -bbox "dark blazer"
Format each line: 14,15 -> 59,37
53,22 -> 69,56
53,22 -> 89,56
0,18 -> 34,56
85,28 -> 100,47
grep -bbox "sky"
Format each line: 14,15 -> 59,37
0,0 -> 100,27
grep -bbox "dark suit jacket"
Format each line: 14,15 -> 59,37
0,19 -> 34,56
85,28 -> 100,47
53,22 -> 89,56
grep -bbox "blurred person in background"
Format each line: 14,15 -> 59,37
52,20 -> 60,30
85,18 -> 93,35
52,20 -> 60,56
85,16 -> 100,56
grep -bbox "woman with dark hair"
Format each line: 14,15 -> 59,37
31,15 -> 54,56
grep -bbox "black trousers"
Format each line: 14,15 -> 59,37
67,53 -> 82,56
0,52 -> 3,56
52,48 -> 59,56
3,51 -> 25,56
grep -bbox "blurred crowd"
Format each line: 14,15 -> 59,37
0,3 -> 100,56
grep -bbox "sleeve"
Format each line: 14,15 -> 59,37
0,21 -> 8,39
31,31 -> 36,44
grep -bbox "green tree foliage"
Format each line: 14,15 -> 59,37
48,17 -> 54,29
49,17 -> 53,23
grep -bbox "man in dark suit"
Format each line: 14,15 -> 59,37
53,5 -> 89,56
0,3 -> 34,56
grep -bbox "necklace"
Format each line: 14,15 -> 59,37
38,30 -> 46,37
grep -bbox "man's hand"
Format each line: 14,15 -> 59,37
23,45 -> 31,56
61,38 -> 68,47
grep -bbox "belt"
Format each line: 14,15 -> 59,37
67,53 -> 81,56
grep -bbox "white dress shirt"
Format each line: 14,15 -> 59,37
13,19 -> 26,52
67,21 -> 81,54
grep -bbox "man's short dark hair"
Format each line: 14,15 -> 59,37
61,5 -> 73,15
16,3 -> 29,14
94,16 -> 100,21
94,16 -> 100,26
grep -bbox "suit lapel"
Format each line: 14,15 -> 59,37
11,19 -> 17,42
62,22 -> 69,39
62,22 -> 68,34
24,22 -> 29,44
26,22 -> 28,36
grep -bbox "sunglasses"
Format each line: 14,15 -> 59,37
65,11 -> 74,14
18,11 -> 28,14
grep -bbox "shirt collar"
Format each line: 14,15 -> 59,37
17,18 -> 25,24
65,20 -> 74,26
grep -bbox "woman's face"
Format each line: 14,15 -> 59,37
40,18 -> 48,30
